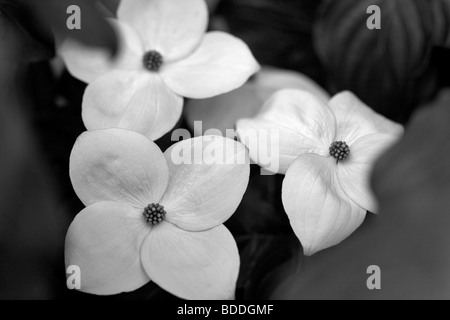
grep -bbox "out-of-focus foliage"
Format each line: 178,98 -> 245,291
373,89 -> 450,230
4,0 -> 450,300
0,5 -> 66,299
14,0 -> 118,56
215,0 -> 324,82
204,0 -> 329,299
315,0 -> 450,124
0,0 -> 119,299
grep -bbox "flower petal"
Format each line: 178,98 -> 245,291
70,128 -> 169,208
237,89 -> 336,174
65,201 -> 150,295
185,67 -> 330,136
58,19 -> 143,84
282,154 -> 366,256
337,133 -> 400,213
254,67 -> 330,103
141,223 -> 239,300
82,70 -> 183,140
331,91 -> 404,144
161,136 -> 250,231
161,32 -> 260,99
118,0 -> 208,61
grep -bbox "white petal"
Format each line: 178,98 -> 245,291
282,154 -> 366,256
58,19 -> 143,84
185,67 -> 330,136
184,82 -> 259,137
255,67 -> 330,103
82,70 -> 183,140
70,128 -> 169,208
118,0 -> 208,60
65,201 -> 150,295
141,223 -> 239,300
161,136 -> 250,231
331,91 -> 404,144
161,32 -> 260,99
237,89 -> 336,174
337,133 -> 400,213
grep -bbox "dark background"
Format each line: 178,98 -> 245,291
2,0 -> 450,300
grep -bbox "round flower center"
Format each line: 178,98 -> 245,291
143,203 -> 166,225
329,141 -> 350,163
143,50 -> 164,71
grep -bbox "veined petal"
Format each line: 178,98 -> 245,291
161,136 -> 250,231
331,91 -> 404,144
65,201 -> 150,295
141,223 -> 239,300
337,133 -> 400,213
237,89 -> 336,174
58,19 -> 143,84
282,154 -> 366,256
118,0 -> 208,61
161,32 -> 260,99
70,128 -> 169,208
82,70 -> 183,140
185,67 -> 330,136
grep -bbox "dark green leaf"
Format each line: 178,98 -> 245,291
216,0 -> 324,81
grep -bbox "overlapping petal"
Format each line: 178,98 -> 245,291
331,91 -> 404,144
161,32 -> 260,99
237,89 -> 336,174
65,201 -> 150,295
185,67 -> 330,136
255,68 -> 330,103
82,70 -> 183,140
282,154 -> 366,256
58,19 -> 143,84
69,128 -> 169,208
337,133 -> 400,213
161,136 -> 250,231
141,223 -> 239,300
118,0 -> 208,60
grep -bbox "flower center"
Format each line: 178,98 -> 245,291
329,141 -> 350,163
143,203 -> 166,225
143,50 -> 164,72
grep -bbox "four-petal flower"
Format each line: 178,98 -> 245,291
66,128 -> 250,299
237,90 -> 403,255
59,0 -> 260,140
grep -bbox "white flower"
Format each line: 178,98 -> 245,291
237,90 -> 403,255
66,128 -> 250,299
59,0 -> 260,140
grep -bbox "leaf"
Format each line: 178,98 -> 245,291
0,70 -> 68,299
0,1 -> 53,62
216,0 -> 324,80
430,0 -> 450,47
314,0 -> 450,124
235,234 -> 299,299
372,88 -> 450,224
14,0 -> 118,57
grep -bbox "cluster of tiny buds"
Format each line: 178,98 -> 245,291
329,141 -> 351,163
143,203 -> 166,225
143,50 -> 164,72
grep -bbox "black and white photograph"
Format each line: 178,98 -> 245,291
1,0 -> 450,306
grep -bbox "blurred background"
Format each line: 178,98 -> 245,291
2,0 -> 450,300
